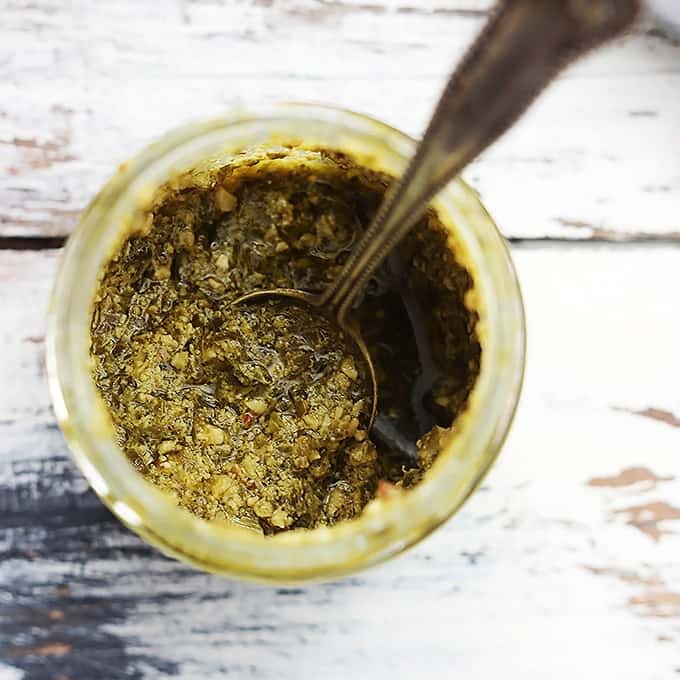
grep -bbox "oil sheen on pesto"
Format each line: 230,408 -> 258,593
90,150 -> 480,534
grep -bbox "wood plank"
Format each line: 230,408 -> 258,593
1,1 -> 679,240
1,243 -> 679,678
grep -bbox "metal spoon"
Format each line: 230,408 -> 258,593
235,0 -> 639,451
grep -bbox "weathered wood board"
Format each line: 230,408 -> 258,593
1,244 -> 679,679
1,0 -> 680,240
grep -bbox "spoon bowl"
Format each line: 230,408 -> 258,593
232,287 -> 379,430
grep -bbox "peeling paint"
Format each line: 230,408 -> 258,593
583,565 -> 663,587
588,467 -> 673,489
615,406 -> 680,429
2,108 -> 77,176
615,501 -> 680,541
629,591 -> 680,619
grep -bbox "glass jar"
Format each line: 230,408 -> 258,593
46,103 -> 525,582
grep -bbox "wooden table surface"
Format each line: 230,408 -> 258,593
1,2 -> 679,678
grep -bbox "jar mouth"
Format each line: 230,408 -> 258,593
46,103 -> 525,582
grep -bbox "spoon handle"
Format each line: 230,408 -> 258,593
322,0 -> 639,323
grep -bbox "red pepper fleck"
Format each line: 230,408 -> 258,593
377,479 -> 397,499
241,411 -> 256,427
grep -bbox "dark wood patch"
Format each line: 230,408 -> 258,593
0,454 -> 181,680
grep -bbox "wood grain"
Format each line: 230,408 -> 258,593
1,0 -> 679,240
1,243 -> 679,679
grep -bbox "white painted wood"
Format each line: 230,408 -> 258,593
1,1 -> 679,239
1,244 -> 679,678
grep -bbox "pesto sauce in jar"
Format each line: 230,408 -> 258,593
90,151 -> 480,533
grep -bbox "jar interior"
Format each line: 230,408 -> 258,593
88,145 -> 482,535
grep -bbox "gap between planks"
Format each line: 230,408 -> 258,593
2,235 -> 680,252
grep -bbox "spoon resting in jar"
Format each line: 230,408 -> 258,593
234,0 -> 639,459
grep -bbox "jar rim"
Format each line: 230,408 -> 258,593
46,102 -> 525,582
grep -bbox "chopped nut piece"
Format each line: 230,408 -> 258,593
158,440 -> 177,455
340,357 -> 358,381
197,424 -> 225,445
244,398 -> 267,415
253,499 -> 273,518
171,352 -> 189,370
345,417 -> 359,437
214,186 -> 238,212
154,265 -> 170,280
215,253 -> 230,270
270,508 -> 292,528
303,412 -> 321,430
296,233 -> 317,248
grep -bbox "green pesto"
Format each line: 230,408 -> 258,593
90,151 -> 480,533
